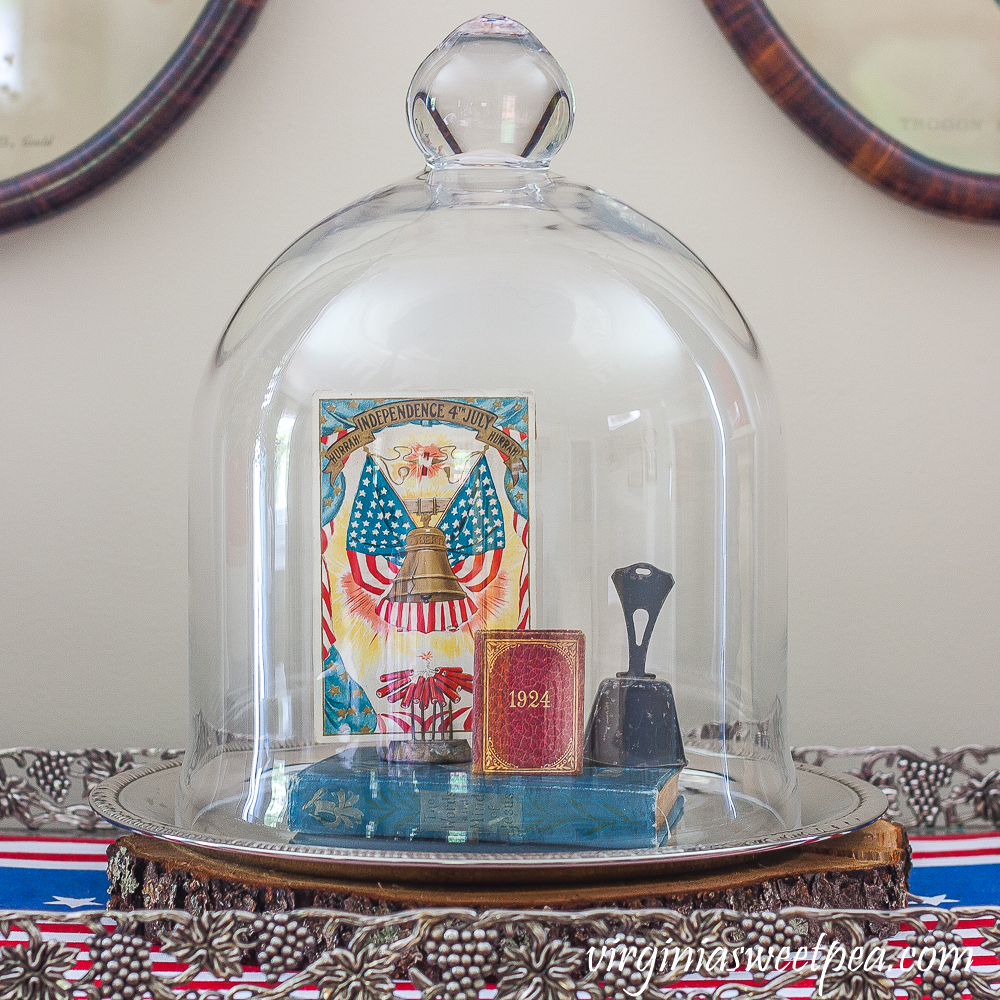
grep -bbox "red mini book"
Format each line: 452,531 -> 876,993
473,629 -> 585,775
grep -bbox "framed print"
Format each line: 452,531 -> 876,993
0,0 -> 265,231
705,0 -> 1000,220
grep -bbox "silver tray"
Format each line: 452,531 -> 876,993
90,759 -> 887,879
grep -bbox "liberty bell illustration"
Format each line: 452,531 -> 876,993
390,497 -> 467,603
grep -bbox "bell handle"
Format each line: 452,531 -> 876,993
612,563 -> 675,678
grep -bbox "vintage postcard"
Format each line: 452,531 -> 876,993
315,395 -> 534,742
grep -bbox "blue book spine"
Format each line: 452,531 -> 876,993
287,750 -> 682,849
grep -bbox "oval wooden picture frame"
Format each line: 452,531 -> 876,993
704,0 -> 1000,222
0,0 -> 265,233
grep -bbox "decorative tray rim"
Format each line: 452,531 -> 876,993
89,759 -> 887,870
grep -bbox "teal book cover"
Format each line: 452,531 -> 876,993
287,747 -> 683,849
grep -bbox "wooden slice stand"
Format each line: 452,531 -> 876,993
109,819 -> 908,914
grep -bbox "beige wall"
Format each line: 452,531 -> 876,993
2,0 -> 998,751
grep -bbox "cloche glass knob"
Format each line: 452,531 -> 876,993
408,14 -> 574,167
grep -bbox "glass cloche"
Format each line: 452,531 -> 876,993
178,14 -> 800,857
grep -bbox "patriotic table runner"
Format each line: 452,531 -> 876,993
2,832 -> 999,997
908,831 -> 1000,906
5,832 -> 999,912
1,836 -> 111,911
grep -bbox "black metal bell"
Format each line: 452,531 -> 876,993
584,563 -> 687,768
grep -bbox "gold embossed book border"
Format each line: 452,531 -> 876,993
473,629 -> 585,775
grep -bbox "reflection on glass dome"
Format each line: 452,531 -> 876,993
178,14 -> 800,856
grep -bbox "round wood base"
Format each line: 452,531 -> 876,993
108,819 -> 908,915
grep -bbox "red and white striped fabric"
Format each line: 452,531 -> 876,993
346,548 -> 398,597
1,911 -> 998,999
906,830 -> 1000,906
374,592 -> 477,632
346,549 -> 479,633
910,831 -> 1000,867
452,547 -> 504,594
320,553 -> 337,660
0,836 -> 110,872
0,917 -> 325,997
512,511 -> 529,629
320,430 -> 351,659
502,427 -> 531,630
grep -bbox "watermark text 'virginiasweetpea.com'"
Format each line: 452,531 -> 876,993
588,935 -> 974,998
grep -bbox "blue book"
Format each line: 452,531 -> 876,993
287,747 -> 683,849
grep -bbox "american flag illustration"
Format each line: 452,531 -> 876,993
346,454 -> 506,633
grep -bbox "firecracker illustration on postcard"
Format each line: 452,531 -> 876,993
316,395 -> 533,742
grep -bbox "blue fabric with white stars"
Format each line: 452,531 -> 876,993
347,455 -> 504,560
347,457 -> 415,558
438,456 -> 505,556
